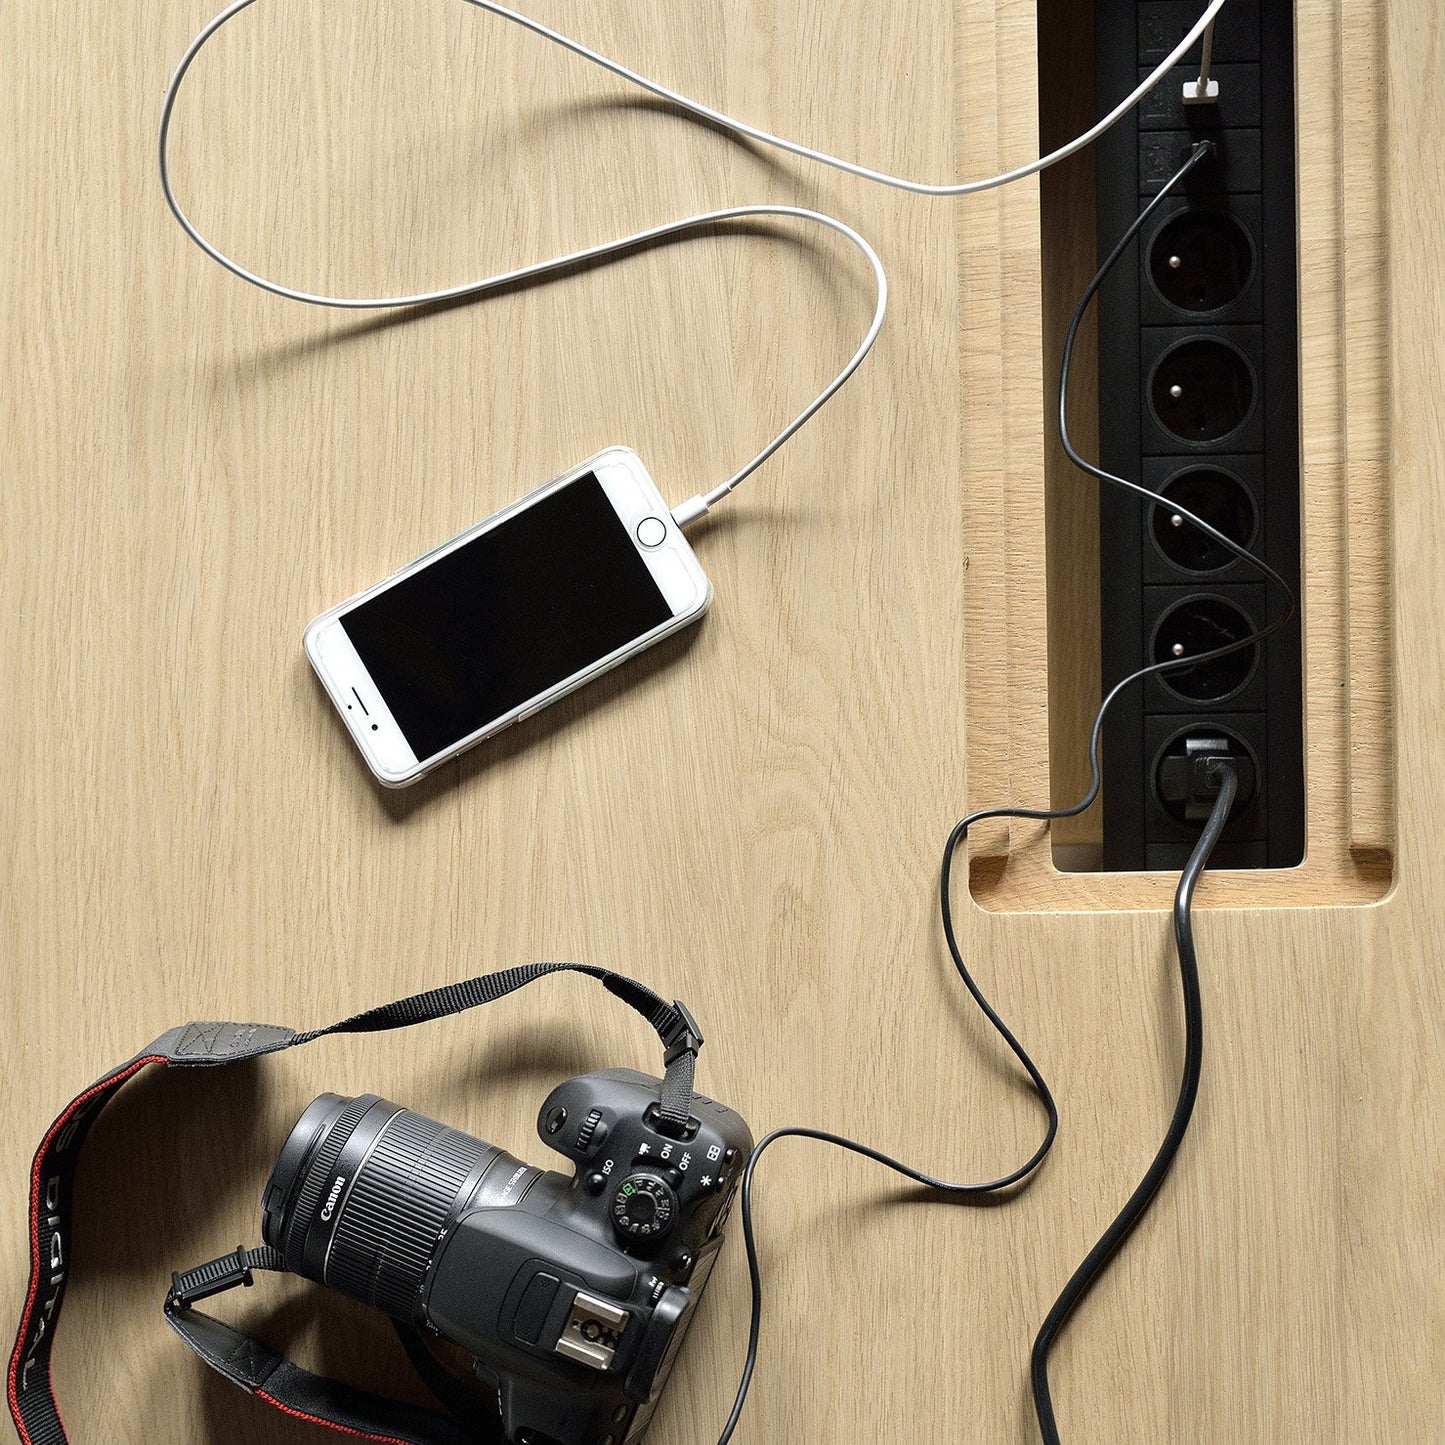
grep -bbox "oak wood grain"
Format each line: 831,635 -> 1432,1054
2,2 -> 1440,1443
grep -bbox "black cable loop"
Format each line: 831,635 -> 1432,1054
1029,767 -> 1237,1443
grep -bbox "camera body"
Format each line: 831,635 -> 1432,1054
261,1068 -> 753,1445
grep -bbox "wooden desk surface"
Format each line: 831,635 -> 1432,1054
3,2 -> 1440,1441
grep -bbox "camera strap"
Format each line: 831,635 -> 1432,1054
8,962 -> 706,1445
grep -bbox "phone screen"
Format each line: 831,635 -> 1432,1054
339,472 -> 674,761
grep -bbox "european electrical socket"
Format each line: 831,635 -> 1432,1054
1095,0 -> 1303,871
1140,324 -> 1264,456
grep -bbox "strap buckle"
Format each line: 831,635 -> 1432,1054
660,1000 -> 704,1066
167,1246 -> 259,1312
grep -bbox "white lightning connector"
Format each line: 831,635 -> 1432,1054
1183,19 -> 1220,104
670,495 -> 711,531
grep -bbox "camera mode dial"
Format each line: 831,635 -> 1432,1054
610,1173 -> 676,1242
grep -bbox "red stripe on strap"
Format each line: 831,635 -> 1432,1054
256,1390 -> 419,1445
7,1055 -> 167,1445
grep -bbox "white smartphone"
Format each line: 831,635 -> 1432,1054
304,447 -> 712,786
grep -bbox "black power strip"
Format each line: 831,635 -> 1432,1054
1095,0 -> 1303,870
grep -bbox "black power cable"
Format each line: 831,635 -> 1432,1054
715,142 -> 1281,1445
1025,138 -> 1291,1445
1030,764 -> 1238,1443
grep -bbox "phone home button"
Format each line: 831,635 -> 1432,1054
635,516 -> 667,548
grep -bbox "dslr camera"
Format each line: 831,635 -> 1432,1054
260,1068 -> 753,1445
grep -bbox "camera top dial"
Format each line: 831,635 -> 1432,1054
610,1173 -> 677,1241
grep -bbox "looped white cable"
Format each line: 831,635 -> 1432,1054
159,0 -> 1225,507
158,0 -> 885,513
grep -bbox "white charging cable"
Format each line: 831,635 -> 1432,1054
159,0 -> 1227,522
457,0 -> 1228,197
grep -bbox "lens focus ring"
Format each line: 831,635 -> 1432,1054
326,1110 -> 489,1318
279,1094 -> 379,1270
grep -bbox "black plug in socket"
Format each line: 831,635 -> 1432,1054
1148,725 -> 1264,870
1140,130 -> 1263,194
1145,715 -> 1266,849
1156,734 -> 1257,823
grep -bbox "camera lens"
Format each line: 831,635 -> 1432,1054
262,1094 -> 538,1321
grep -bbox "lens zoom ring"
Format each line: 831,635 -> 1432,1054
327,1112 -> 487,1318
283,1094 -> 377,1271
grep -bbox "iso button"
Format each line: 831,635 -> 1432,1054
610,1174 -> 677,1242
